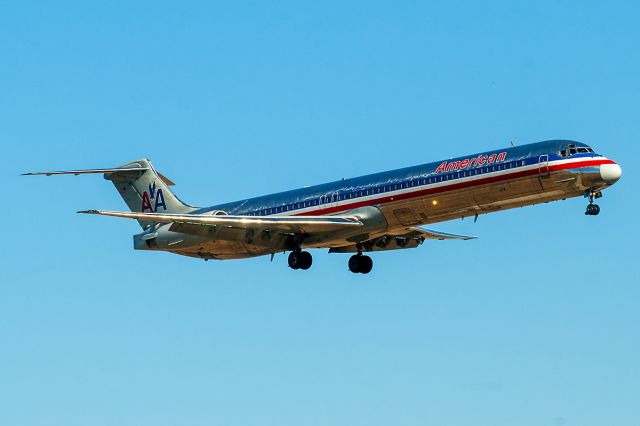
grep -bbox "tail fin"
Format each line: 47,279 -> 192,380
105,159 -> 195,228
24,159 -> 196,229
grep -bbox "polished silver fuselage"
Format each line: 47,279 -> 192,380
146,156 -> 615,260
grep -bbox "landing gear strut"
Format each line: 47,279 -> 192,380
585,190 -> 602,216
348,253 -> 373,274
288,250 -> 312,270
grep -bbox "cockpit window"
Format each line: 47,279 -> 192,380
560,145 -> 595,157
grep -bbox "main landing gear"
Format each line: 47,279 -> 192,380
348,253 -> 373,274
287,250 -> 374,274
585,190 -> 602,216
288,250 -> 313,270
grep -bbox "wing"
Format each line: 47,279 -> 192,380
329,226 -> 476,253
402,227 -> 477,241
78,210 -> 363,235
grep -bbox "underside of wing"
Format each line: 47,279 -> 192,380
78,210 -> 363,235
329,226 -> 476,253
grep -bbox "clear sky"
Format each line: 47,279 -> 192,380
1,1 -> 639,425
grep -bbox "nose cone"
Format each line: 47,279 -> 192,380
600,163 -> 622,184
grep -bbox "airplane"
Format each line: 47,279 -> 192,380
24,140 -> 621,274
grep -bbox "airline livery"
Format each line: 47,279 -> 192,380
25,140 -> 621,274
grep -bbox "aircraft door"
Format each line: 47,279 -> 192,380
538,154 -> 550,177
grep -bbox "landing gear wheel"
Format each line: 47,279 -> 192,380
359,255 -> 373,274
585,203 -> 600,216
288,251 -> 312,270
348,255 -> 361,273
288,251 -> 301,269
298,251 -> 312,270
348,254 -> 373,274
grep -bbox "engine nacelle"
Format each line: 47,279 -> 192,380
133,223 -> 208,251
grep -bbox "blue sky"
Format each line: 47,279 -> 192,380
1,1 -> 639,425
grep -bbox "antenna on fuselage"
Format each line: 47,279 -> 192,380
510,141 -> 516,147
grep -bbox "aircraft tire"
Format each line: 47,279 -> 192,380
288,251 -> 301,269
299,251 -> 313,270
348,254 -> 373,274
348,255 -> 361,273
585,204 -> 601,216
359,256 -> 373,274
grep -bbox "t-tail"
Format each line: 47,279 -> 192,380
23,159 -> 196,229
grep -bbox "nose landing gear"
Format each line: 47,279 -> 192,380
585,190 -> 602,216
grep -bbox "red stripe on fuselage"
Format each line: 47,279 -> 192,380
296,158 -> 615,216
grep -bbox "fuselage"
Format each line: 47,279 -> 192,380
149,140 -> 621,259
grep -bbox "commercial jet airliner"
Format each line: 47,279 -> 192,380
25,140 -> 621,274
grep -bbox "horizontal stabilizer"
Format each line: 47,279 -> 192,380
22,167 -> 148,176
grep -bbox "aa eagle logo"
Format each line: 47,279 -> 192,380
141,182 -> 167,212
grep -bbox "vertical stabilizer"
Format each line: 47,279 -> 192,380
105,159 -> 195,229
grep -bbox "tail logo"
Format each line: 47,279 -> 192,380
141,182 -> 167,212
